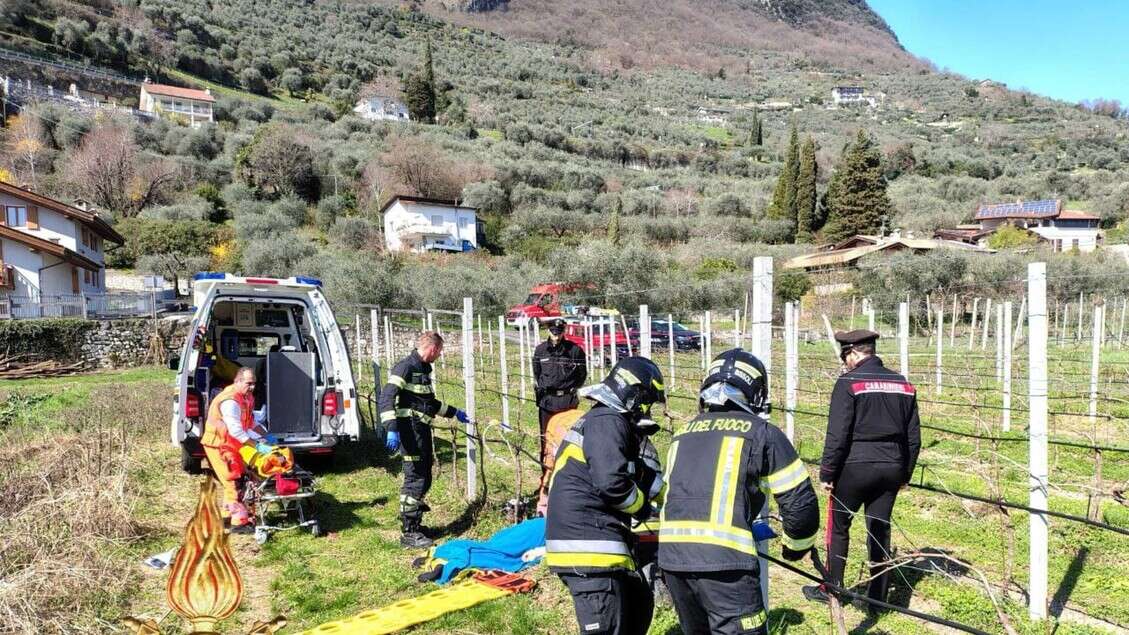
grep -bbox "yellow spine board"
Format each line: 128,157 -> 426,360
299,578 -> 515,635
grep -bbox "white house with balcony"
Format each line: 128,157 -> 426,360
353,95 -> 410,122
139,81 -> 215,127
381,195 -> 480,254
0,181 -> 124,306
976,199 -> 1099,252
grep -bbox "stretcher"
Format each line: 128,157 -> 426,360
299,571 -> 536,635
238,446 -> 320,543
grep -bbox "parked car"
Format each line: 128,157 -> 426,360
626,318 -> 702,351
562,318 -> 637,359
505,281 -> 593,326
169,273 -> 360,474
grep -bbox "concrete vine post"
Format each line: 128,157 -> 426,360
667,315 -> 675,392
968,298 -> 979,350
639,305 -> 652,360
369,308 -> 381,388
1027,263 -> 1049,620
935,308 -> 944,395
750,257 -> 773,609
1003,302 -> 1013,432
461,298 -> 477,500
995,303 -> 1004,382
1089,302 -> 1105,520
785,301 -> 797,442
498,317 -> 510,432
704,310 -> 713,363
981,298 -> 992,350
898,302 -> 909,377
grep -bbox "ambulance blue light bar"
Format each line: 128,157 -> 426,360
191,272 -> 322,287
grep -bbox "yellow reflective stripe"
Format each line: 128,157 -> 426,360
387,375 -> 406,388
659,525 -> 757,555
548,442 -> 586,492
652,378 -> 664,392
710,436 -> 745,527
394,408 -> 433,422
733,360 -> 762,378
544,552 -> 635,569
782,530 -> 818,552
660,440 -> 679,519
402,455 -> 421,462
709,359 -> 725,371
617,486 -> 645,514
740,611 -> 767,630
380,410 -> 397,423
761,458 -> 809,494
616,368 -> 640,385
402,383 -> 434,394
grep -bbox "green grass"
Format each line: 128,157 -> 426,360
7,327 -> 1127,634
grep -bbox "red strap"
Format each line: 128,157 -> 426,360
472,571 -> 538,594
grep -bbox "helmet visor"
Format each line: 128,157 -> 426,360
579,382 -> 628,412
699,382 -> 757,415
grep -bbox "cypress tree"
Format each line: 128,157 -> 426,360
795,136 -> 818,243
748,110 -> 763,146
823,130 -> 893,243
767,122 -> 800,233
607,198 -> 623,246
403,40 -> 437,123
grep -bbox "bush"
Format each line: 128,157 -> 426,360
105,218 -> 220,268
272,196 -> 309,226
241,233 -> 317,276
986,224 -> 1038,250
234,209 -> 300,240
333,217 -> 380,250
316,195 -> 349,231
776,271 -> 811,303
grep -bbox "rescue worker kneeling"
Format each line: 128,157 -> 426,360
658,349 -> 820,635
201,366 -> 276,533
546,357 -> 667,635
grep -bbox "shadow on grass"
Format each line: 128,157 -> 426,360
304,435 -> 402,477
1050,546 -> 1088,623
845,546 -> 967,633
313,491 -> 388,534
433,498 -> 487,539
658,607 -> 804,634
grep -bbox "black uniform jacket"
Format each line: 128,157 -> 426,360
533,338 -> 587,411
820,355 -> 922,484
378,350 -> 457,433
658,410 -> 820,573
545,404 -> 663,573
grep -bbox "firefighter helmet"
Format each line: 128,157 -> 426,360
699,348 -> 769,415
581,356 -> 666,417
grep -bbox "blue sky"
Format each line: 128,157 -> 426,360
867,0 -> 1128,105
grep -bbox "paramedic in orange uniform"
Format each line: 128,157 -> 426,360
201,367 -> 273,533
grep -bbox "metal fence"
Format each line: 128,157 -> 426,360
1,292 -> 165,320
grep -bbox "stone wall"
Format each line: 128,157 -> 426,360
0,316 -> 192,369
79,316 -> 192,369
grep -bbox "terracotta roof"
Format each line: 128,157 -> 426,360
141,83 -> 215,103
784,237 -> 991,270
1057,209 -> 1100,221
0,225 -> 101,271
0,181 -> 124,244
379,195 -> 477,216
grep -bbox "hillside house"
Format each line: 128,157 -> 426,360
381,195 -> 481,253
695,106 -> 731,125
138,81 -> 214,127
831,86 -> 879,107
784,233 -> 990,273
936,199 -> 1100,253
0,181 -> 124,303
353,96 -> 410,122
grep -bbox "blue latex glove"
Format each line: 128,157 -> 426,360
752,520 -> 777,542
263,433 -> 280,445
385,430 -> 401,452
255,442 -> 273,455
455,410 -> 470,424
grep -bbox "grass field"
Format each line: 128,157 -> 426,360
1,315 -> 1127,634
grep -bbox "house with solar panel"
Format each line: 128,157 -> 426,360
935,199 -> 1100,252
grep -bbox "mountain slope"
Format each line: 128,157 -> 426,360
407,0 -> 918,73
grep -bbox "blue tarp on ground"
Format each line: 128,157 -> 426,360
430,517 -> 546,584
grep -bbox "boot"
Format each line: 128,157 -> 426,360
400,517 -> 433,549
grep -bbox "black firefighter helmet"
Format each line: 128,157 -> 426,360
581,356 -> 666,420
699,348 -> 770,415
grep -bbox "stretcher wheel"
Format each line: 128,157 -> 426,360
254,527 -> 269,545
309,520 -> 322,538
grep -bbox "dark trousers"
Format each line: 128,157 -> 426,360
398,418 -> 433,532
558,571 -> 653,635
664,570 -> 767,635
827,462 -> 903,603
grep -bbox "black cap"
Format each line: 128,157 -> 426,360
834,329 -> 879,346
547,318 -> 566,333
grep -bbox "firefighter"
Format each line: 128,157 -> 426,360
545,357 -> 667,635
804,330 -> 921,609
658,349 -> 820,635
533,318 -> 587,506
201,367 -> 274,533
378,331 -> 470,549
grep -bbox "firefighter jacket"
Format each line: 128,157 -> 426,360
533,338 -> 587,411
545,404 -> 664,573
820,355 -> 921,485
657,411 -> 820,573
378,350 -> 457,433
202,384 -> 255,455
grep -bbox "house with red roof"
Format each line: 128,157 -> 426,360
138,80 -> 215,127
935,199 -> 1100,253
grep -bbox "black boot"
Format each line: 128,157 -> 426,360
400,517 -> 433,549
